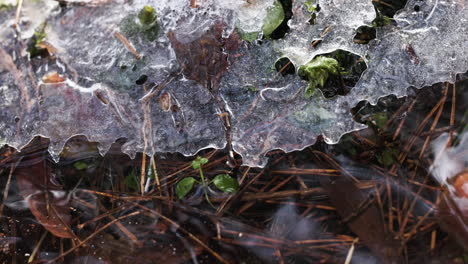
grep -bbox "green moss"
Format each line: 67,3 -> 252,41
370,112 -> 388,129
28,22 -> 48,58
262,0 -> 284,37
372,15 -> 392,27
0,0 -> 14,11
138,5 -> 157,26
377,148 -> 399,167
298,56 -> 340,99
120,6 -> 159,42
243,85 -> 258,92
304,0 -> 316,13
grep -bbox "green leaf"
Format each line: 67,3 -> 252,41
372,15 -> 392,28
371,112 -> 388,129
191,156 -> 209,169
304,0 -> 316,13
262,0 -> 285,37
212,174 -> 239,193
298,56 -> 340,98
138,5 -> 157,25
176,177 -> 196,199
73,161 -> 88,170
238,30 -> 259,43
124,170 -> 139,191
377,148 -> 399,167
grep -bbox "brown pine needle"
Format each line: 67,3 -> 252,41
14,0 -> 24,28
49,211 -> 141,263
114,32 -> 141,60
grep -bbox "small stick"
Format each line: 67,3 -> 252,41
418,83 -> 449,158
109,214 -> 142,247
372,0 -> 394,8
430,230 -> 437,251
114,32 -> 141,60
448,83 -> 456,146
131,202 -> 230,264
140,155 -> 147,195
344,238 -> 359,264
0,157 -> 22,217
312,151 -> 360,183
392,99 -> 417,140
28,230 -> 48,263
77,205 -> 127,229
15,0 -> 24,28
150,156 -> 161,193
48,211 -> 141,262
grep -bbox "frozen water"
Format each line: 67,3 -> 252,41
0,0 -> 467,166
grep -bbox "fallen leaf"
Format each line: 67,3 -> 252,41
42,72 -> 65,83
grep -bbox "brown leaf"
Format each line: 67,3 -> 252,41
167,21 -> 241,91
451,170 -> 468,198
15,152 -> 73,238
42,72 -> 65,84
322,178 -> 402,263
437,191 -> 468,251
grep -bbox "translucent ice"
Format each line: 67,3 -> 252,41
0,0 -> 467,166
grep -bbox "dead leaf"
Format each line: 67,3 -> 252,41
322,178 -> 402,263
167,21 -> 241,91
15,150 -> 74,238
42,72 -> 65,83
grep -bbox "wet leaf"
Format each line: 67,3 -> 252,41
73,161 -> 88,170
212,174 -> 239,193
191,156 -> 208,170
176,177 -> 196,199
304,0 -> 316,13
322,178 -> 402,262
168,21 -> 240,91
262,0 -> 284,37
298,56 -> 340,99
15,147 -> 74,238
138,5 -> 157,25
42,72 -> 65,84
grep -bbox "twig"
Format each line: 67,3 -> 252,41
48,211 -> 141,263
448,83 -> 456,145
14,0 -> 24,28
130,202 -> 230,264
114,32 -> 141,59
0,157 -> 22,217
418,83 -> 449,158
344,238 -> 359,264
28,230 -> 48,263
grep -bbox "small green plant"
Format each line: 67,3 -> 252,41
73,161 -> 88,170
138,5 -> 157,25
120,5 -> 159,42
369,112 -> 388,129
243,85 -> 258,92
262,0 -> 285,38
176,156 -> 240,204
372,15 -> 392,28
124,169 -> 139,192
304,0 -> 316,13
376,148 -> 399,168
298,56 -> 340,98
237,0 -> 284,42
0,0 -> 14,12
28,22 -> 48,57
